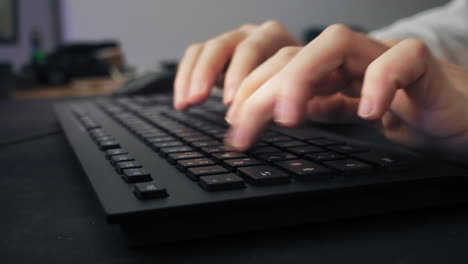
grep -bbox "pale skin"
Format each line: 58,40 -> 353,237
174,21 -> 468,156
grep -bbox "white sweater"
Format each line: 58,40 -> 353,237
371,0 -> 468,68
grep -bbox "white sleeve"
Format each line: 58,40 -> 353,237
370,0 -> 468,68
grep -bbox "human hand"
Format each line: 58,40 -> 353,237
173,21 -> 300,110
225,24 -> 468,155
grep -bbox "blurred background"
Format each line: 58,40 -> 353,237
0,0 -> 448,100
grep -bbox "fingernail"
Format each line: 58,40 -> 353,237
225,104 -> 237,124
225,115 -> 232,124
358,97 -> 373,118
273,100 -> 294,125
223,85 -> 236,105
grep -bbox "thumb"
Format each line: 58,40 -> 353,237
357,38 -> 436,120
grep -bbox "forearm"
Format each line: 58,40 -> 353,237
370,0 -> 468,68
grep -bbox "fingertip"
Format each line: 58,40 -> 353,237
357,97 -> 381,120
225,128 -> 252,152
273,99 -> 303,127
223,82 -> 238,105
174,101 -> 188,111
187,83 -> 210,105
225,103 -> 239,125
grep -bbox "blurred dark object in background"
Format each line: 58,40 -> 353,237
114,60 -> 178,96
0,62 -> 15,100
22,41 -> 125,86
303,24 -> 367,43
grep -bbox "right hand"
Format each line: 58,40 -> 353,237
173,21 -> 300,110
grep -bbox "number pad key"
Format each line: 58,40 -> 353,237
187,165 -> 229,181
323,159 -> 373,175
275,159 -> 332,181
223,158 -> 263,171
237,166 -> 290,186
199,173 -> 246,192
177,158 -> 216,171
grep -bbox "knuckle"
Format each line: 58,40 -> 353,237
237,39 -> 262,53
323,24 -> 351,38
243,97 -> 266,116
405,38 -> 430,58
239,23 -> 257,32
276,46 -> 299,58
187,43 -> 202,53
204,38 -> 221,49
365,61 -> 387,80
261,20 -> 284,31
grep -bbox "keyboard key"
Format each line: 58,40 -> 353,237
223,158 -> 263,170
167,152 -> 204,164
287,145 -> 325,156
181,136 -> 212,142
105,148 -> 128,159
201,146 -> 234,154
187,165 -> 229,181
152,141 -> 183,151
93,136 -> 114,142
191,140 -> 223,148
305,152 -> 344,161
262,136 -> 293,143
237,166 -> 290,186
146,136 -> 175,144
352,152 -> 410,170
211,133 -> 227,140
323,159 -> 373,175
133,182 -> 168,200
139,132 -> 168,138
258,153 -> 297,162
122,168 -> 152,183
327,145 -> 368,154
98,140 -> 120,150
199,174 -> 246,192
212,152 -> 247,161
89,128 -> 106,136
115,161 -> 142,174
251,142 -> 268,147
275,159 -> 332,181
308,138 -> 343,146
272,140 -> 308,149
160,146 -> 193,156
250,146 -> 281,155
177,132 -> 204,138
176,158 -> 216,171
110,154 -> 134,165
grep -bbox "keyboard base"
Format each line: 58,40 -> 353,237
120,177 -> 468,246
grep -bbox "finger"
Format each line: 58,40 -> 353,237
305,94 -> 361,124
187,29 -> 250,105
174,43 -> 203,110
223,21 -> 300,105
225,46 -> 301,124
358,38 -> 432,120
271,24 -> 389,127
227,25 -> 388,150
379,111 -> 431,149
226,82 -> 279,151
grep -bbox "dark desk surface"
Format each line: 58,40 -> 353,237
2,99 -> 468,264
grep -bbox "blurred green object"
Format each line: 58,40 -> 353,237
0,62 -> 15,100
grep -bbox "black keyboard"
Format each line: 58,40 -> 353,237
56,94 -> 468,246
